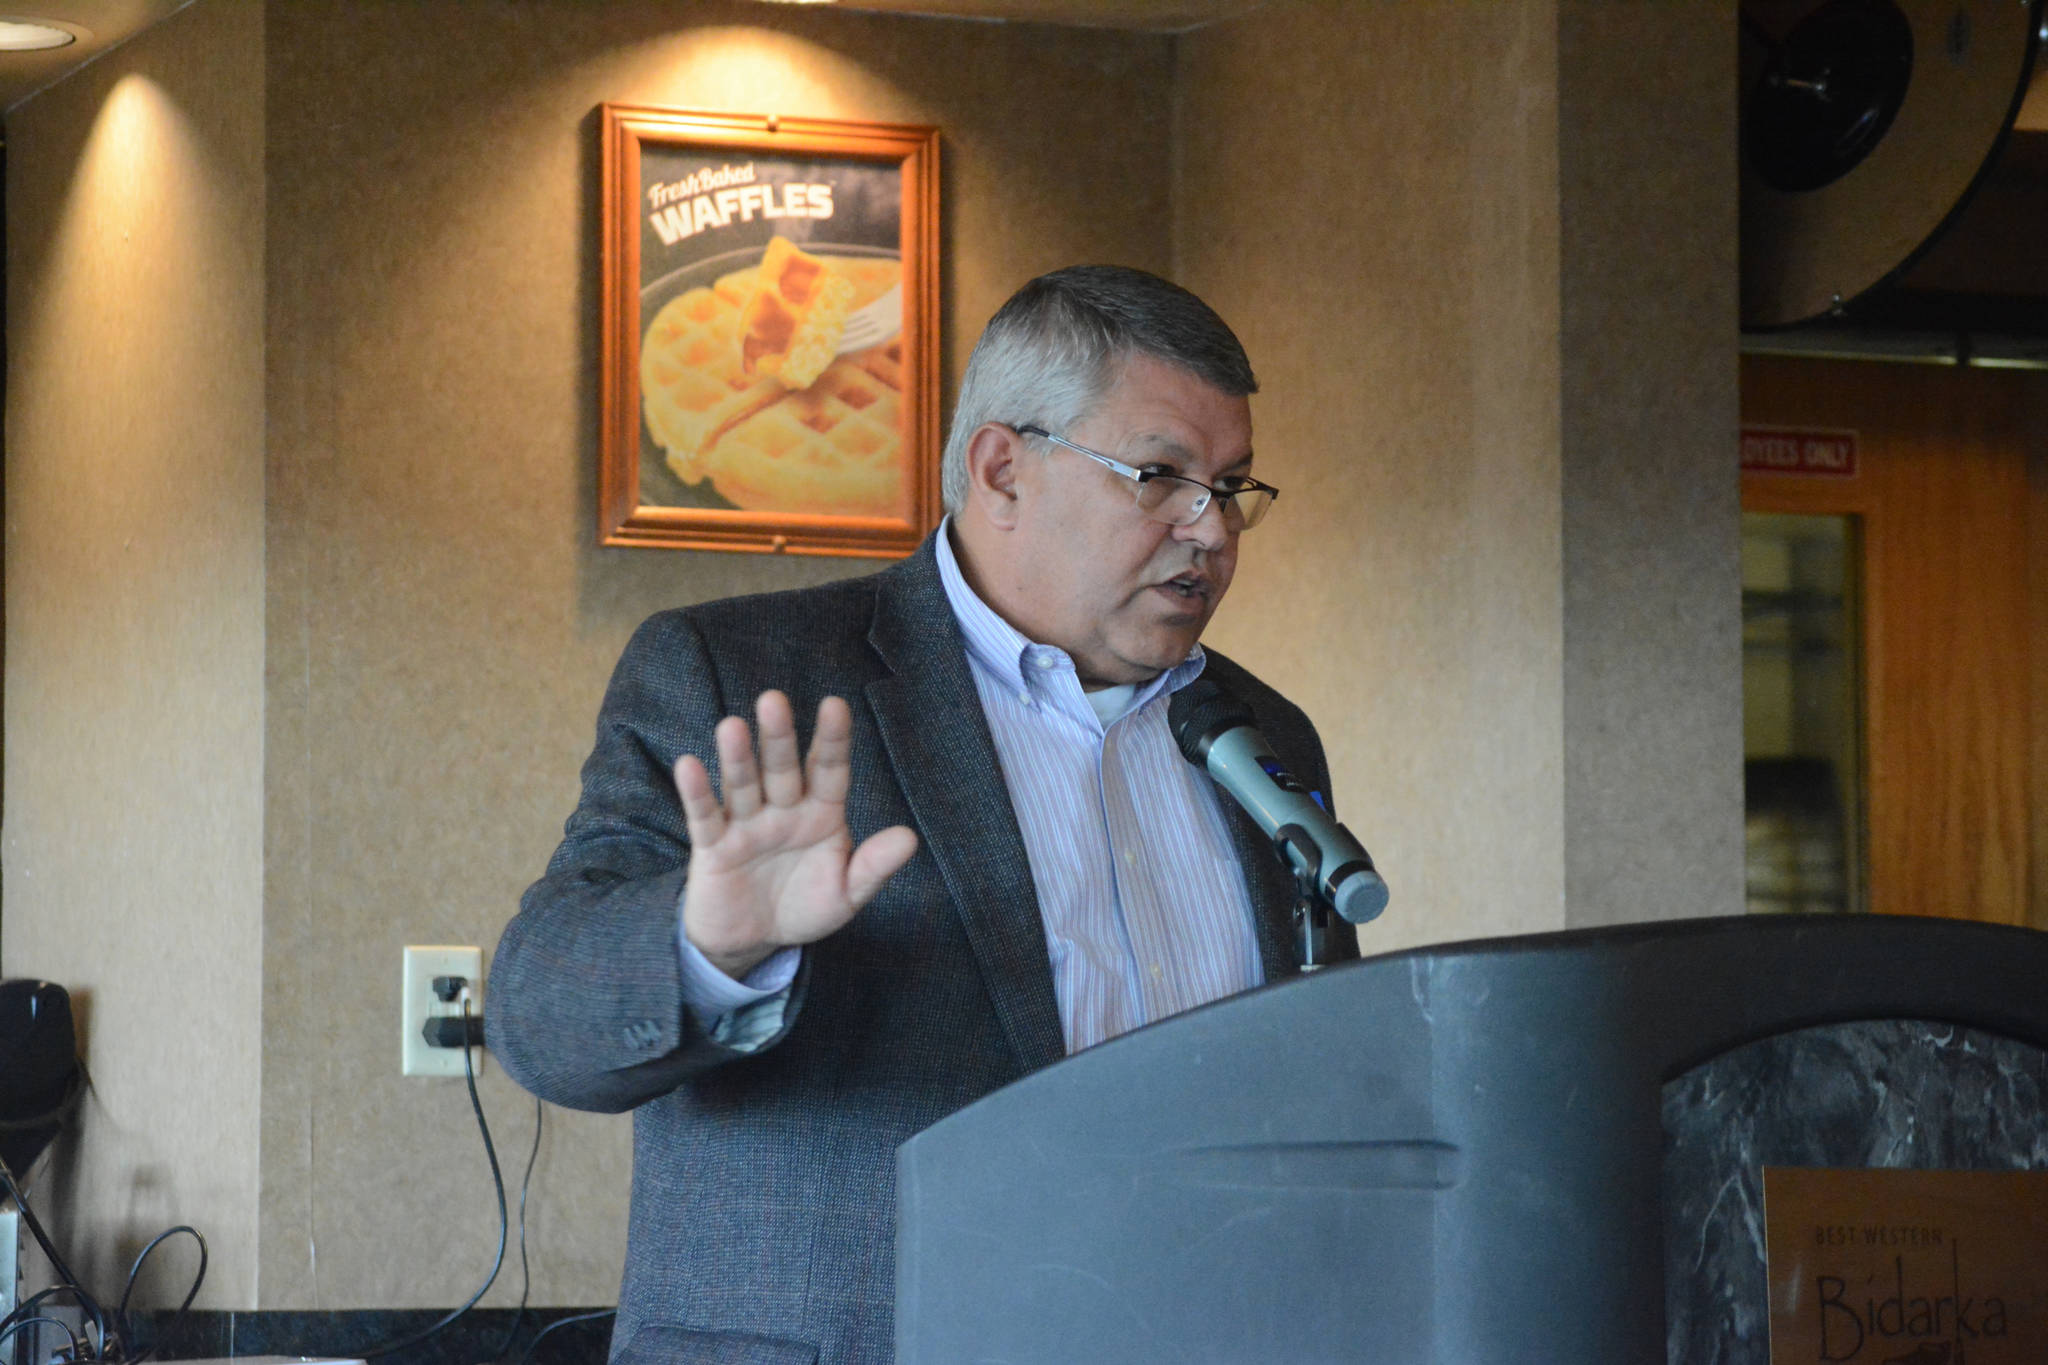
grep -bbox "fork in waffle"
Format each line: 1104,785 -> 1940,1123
740,237 -> 858,392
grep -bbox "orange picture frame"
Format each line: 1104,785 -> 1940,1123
599,105 -> 940,556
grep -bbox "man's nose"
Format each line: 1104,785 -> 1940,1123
1175,495 -> 1232,550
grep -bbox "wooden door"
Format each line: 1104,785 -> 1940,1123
1742,355 -> 2048,926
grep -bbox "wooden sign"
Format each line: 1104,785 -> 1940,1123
1742,426 -> 1859,478
1764,1166 -> 2048,1363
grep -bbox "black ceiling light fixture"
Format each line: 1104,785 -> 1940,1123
1739,0 -> 2042,331
1744,0 -> 1916,193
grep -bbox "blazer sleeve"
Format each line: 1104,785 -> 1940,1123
487,610 -> 809,1114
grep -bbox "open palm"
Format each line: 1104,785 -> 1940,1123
675,690 -> 918,979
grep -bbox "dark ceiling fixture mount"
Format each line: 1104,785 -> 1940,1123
1739,0 -> 2042,331
1743,0 -> 1916,194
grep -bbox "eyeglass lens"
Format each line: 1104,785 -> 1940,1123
1136,476 -> 1273,530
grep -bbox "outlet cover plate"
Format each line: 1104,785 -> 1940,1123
402,944 -> 484,1077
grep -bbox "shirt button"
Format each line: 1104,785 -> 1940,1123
1033,655 -> 1055,670
1017,692 -> 1032,706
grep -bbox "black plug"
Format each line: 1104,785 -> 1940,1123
423,1015 -> 486,1048
431,975 -> 468,1002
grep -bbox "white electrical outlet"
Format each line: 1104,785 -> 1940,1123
402,945 -> 485,1077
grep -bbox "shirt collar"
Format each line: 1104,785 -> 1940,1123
934,518 -> 1209,708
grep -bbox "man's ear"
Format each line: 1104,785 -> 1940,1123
962,422 -> 1026,529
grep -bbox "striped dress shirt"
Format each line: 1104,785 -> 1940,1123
677,526 -> 1265,1054
933,525 -> 1262,1052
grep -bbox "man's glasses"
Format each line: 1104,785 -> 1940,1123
1014,425 -> 1279,531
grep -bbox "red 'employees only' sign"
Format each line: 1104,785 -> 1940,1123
1741,427 -> 1858,477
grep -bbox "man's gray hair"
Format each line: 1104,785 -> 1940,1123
940,265 -> 1258,512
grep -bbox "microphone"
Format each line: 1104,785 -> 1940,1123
1169,677 -> 1389,925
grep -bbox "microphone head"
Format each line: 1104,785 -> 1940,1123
1333,867 -> 1391,925
1168,676 -> 1256,765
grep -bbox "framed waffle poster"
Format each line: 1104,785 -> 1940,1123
599,106 -> 941,556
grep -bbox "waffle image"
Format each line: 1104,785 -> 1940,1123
639,279 -> 780,485
641,250 -> 905,517
707,342 -> 905,517
740,237 -> 857,392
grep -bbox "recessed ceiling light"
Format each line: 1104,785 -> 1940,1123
0,18 -> 81,51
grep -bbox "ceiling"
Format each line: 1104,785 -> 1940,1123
3,0 -> 2043,112
828,0 -> 1264,28
0,0 -> 184,112
0,0 -> 1271,112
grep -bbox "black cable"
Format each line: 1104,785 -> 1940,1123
2,1224 -> 208,1364
2,1285 -> 84,1324
0,1285 -> 104,1355
512,1311 -> 613,1365
115,1225 -> 207,1364
0,1285 -> 114,1350
487,1100 -> 545,1362
355,998 -> 508,1361
0,1277 -> 115,1361
0,1314 -> 83,1362
0,1157 -> 119,1359
2,1284 -> 92,1328
0,1158 -> 89,1303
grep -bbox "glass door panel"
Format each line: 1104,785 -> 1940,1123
1742,512 -> 1864,914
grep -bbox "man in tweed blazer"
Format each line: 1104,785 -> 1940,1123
489,267 -> 1357,1365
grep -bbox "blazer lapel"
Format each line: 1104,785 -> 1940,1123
1217,795 -> 1303,984
865,542 -> 1067,1074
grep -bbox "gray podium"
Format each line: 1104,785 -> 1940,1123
895,915 -> 2048,1364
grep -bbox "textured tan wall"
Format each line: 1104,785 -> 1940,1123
1557,0 -> 1742,926
1,0 -> 1741,1316
1179,0 -> 1742,946
256,0 -> 1175,1309
2,0 -> 266,1309
1177,2 -> 1570,951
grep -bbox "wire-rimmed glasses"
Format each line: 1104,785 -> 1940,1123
1014,425 -> 1279,530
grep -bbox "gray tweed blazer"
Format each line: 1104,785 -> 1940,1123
488,535 -> 1354,1365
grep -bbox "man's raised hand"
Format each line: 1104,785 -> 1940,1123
674,690 -> 919,980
